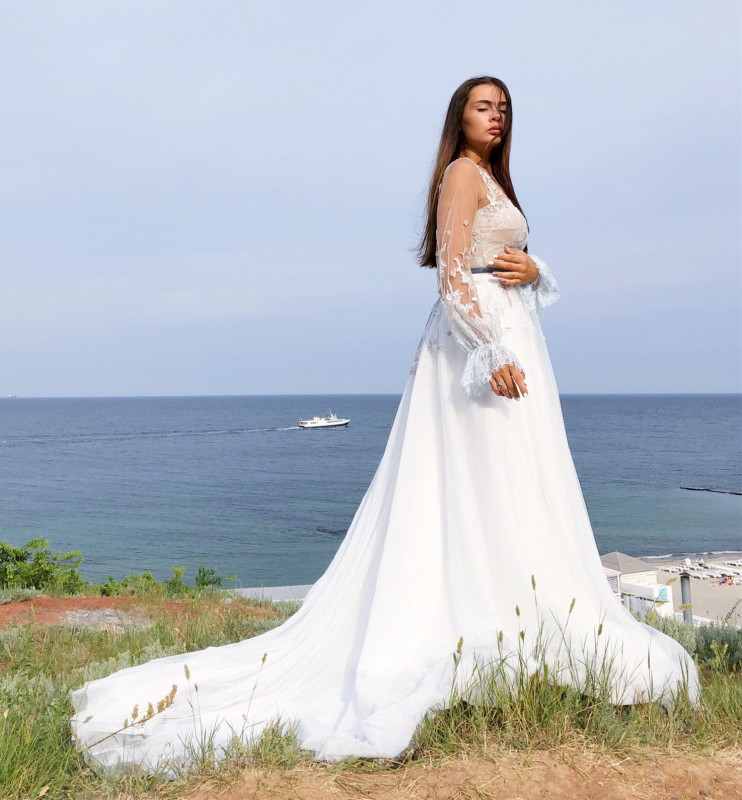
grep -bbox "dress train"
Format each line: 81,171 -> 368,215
70,159 -> 699,772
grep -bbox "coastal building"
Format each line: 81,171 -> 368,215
600,551 -> 674,618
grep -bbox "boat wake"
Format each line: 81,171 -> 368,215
2,425 -> 307,446
680,486 -> 741,496
316,526 -> 348,536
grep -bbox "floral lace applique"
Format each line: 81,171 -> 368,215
434,158 -> 559,395
436,160 -> 524,396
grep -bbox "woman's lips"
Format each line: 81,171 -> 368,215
489,128 -> 501,135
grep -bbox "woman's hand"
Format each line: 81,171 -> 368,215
489,364 -> 528,399
488,246 -> 540,287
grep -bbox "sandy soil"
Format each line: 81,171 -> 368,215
652,557 -> 742,626
180,749 -> 742,800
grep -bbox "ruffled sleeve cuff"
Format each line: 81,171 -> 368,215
518,254 -> 560,318
461,342 -> 524,397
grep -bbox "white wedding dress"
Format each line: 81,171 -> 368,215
70,157 -> 700,773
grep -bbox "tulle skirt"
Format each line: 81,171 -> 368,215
70,274 -> 700,773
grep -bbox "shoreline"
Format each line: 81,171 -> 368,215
640,550 -> 742,563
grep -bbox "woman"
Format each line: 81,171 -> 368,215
70,76 -> 700,773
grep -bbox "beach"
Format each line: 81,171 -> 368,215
649,554 -> 742,626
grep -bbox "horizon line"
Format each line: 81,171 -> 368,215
2,391 -> 741,401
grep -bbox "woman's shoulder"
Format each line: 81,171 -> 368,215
443,157 -> 482,178
439,157 -> 487,197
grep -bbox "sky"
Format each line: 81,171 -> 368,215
1,0 -> 740,397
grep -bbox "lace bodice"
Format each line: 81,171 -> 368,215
468,165 -> 529,268
436,157 -> 560,396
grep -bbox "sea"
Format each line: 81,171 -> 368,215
0,394 -> 740,587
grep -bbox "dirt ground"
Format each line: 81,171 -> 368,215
5,596 -> 740,799
0,594 -> 274,630
181,749 -> 742,800
0,594 -> 141,628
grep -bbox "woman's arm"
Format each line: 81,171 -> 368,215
436,159 -> 527,398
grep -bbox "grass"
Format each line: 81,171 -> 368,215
415,636 -> 741,758
0,587 -> 740,800
0,593 -> 304,798
0,544 -> 741,799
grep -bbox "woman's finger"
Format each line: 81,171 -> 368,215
502,369 -> 519,399
492,370 -> 511,398
490,259 -> 526,275
489,256 -> 521,268
492,249 -> 521,260
497,274 -> 524,287
497,248 -> 526,263
505,366 -> 528,399
503,246 -> 527,261
511,368 -> 528,397
490,375 -> 507,396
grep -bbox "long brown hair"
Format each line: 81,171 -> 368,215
417,76 -> 528,268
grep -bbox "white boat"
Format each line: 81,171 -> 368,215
298,411 -> 350,429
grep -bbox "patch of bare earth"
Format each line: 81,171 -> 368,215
0,594 -> 140,628
0,594 -> 275,631
182,750 -> 742,800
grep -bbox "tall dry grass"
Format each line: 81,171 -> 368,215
0,586 -> 740,800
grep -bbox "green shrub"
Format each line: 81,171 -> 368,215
642,612 -> 697,657
694,624 -> 742,672
0,587 -> 41,605
195,565 -> 235,589
0,538 -> 86,595
98,570 -> 158,597
164,565 -> 190,596
100,565 -> 235,598
642,611 -> 742,674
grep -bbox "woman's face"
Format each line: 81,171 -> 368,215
459,84 -> 509,152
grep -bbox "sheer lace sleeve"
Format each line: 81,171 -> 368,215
436,159 -> 523,397
517,254 -> 560,318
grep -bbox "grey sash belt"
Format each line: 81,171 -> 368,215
470,266 -> 507,274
